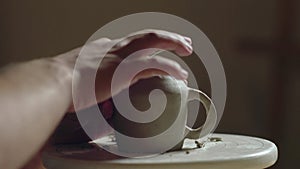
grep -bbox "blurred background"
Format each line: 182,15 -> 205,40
1,0 -> 299,168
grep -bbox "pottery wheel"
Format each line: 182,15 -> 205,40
43,133 -> 278,169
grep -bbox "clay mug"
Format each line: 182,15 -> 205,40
112,75 -> 217,154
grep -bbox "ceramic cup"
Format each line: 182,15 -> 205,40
111,76 -> 217,154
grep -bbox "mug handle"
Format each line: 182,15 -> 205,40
185,88 -> 217,139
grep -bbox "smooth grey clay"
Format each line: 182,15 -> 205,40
111,75 -> 217,153
112,76 -> 183,138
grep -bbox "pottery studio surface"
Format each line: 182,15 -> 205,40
43,133 -> 278,169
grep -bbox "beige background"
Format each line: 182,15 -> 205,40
1,0 -> 299,168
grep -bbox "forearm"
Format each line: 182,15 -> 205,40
0,58 -> 74,169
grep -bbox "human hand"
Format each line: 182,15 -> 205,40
56,29 -> 193,112
51,30 -> 193,144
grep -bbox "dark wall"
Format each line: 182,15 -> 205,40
1,0 -> 299,168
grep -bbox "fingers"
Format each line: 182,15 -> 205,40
110,29 -> 193,58
184,36 -> 192,45
122,55 -> 189,85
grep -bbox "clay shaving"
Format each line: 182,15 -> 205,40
195,140 -> 204,148
209,137 -> 222,142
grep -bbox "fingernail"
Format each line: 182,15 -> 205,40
184,37 -> 192,44
187,44 -> 193,52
